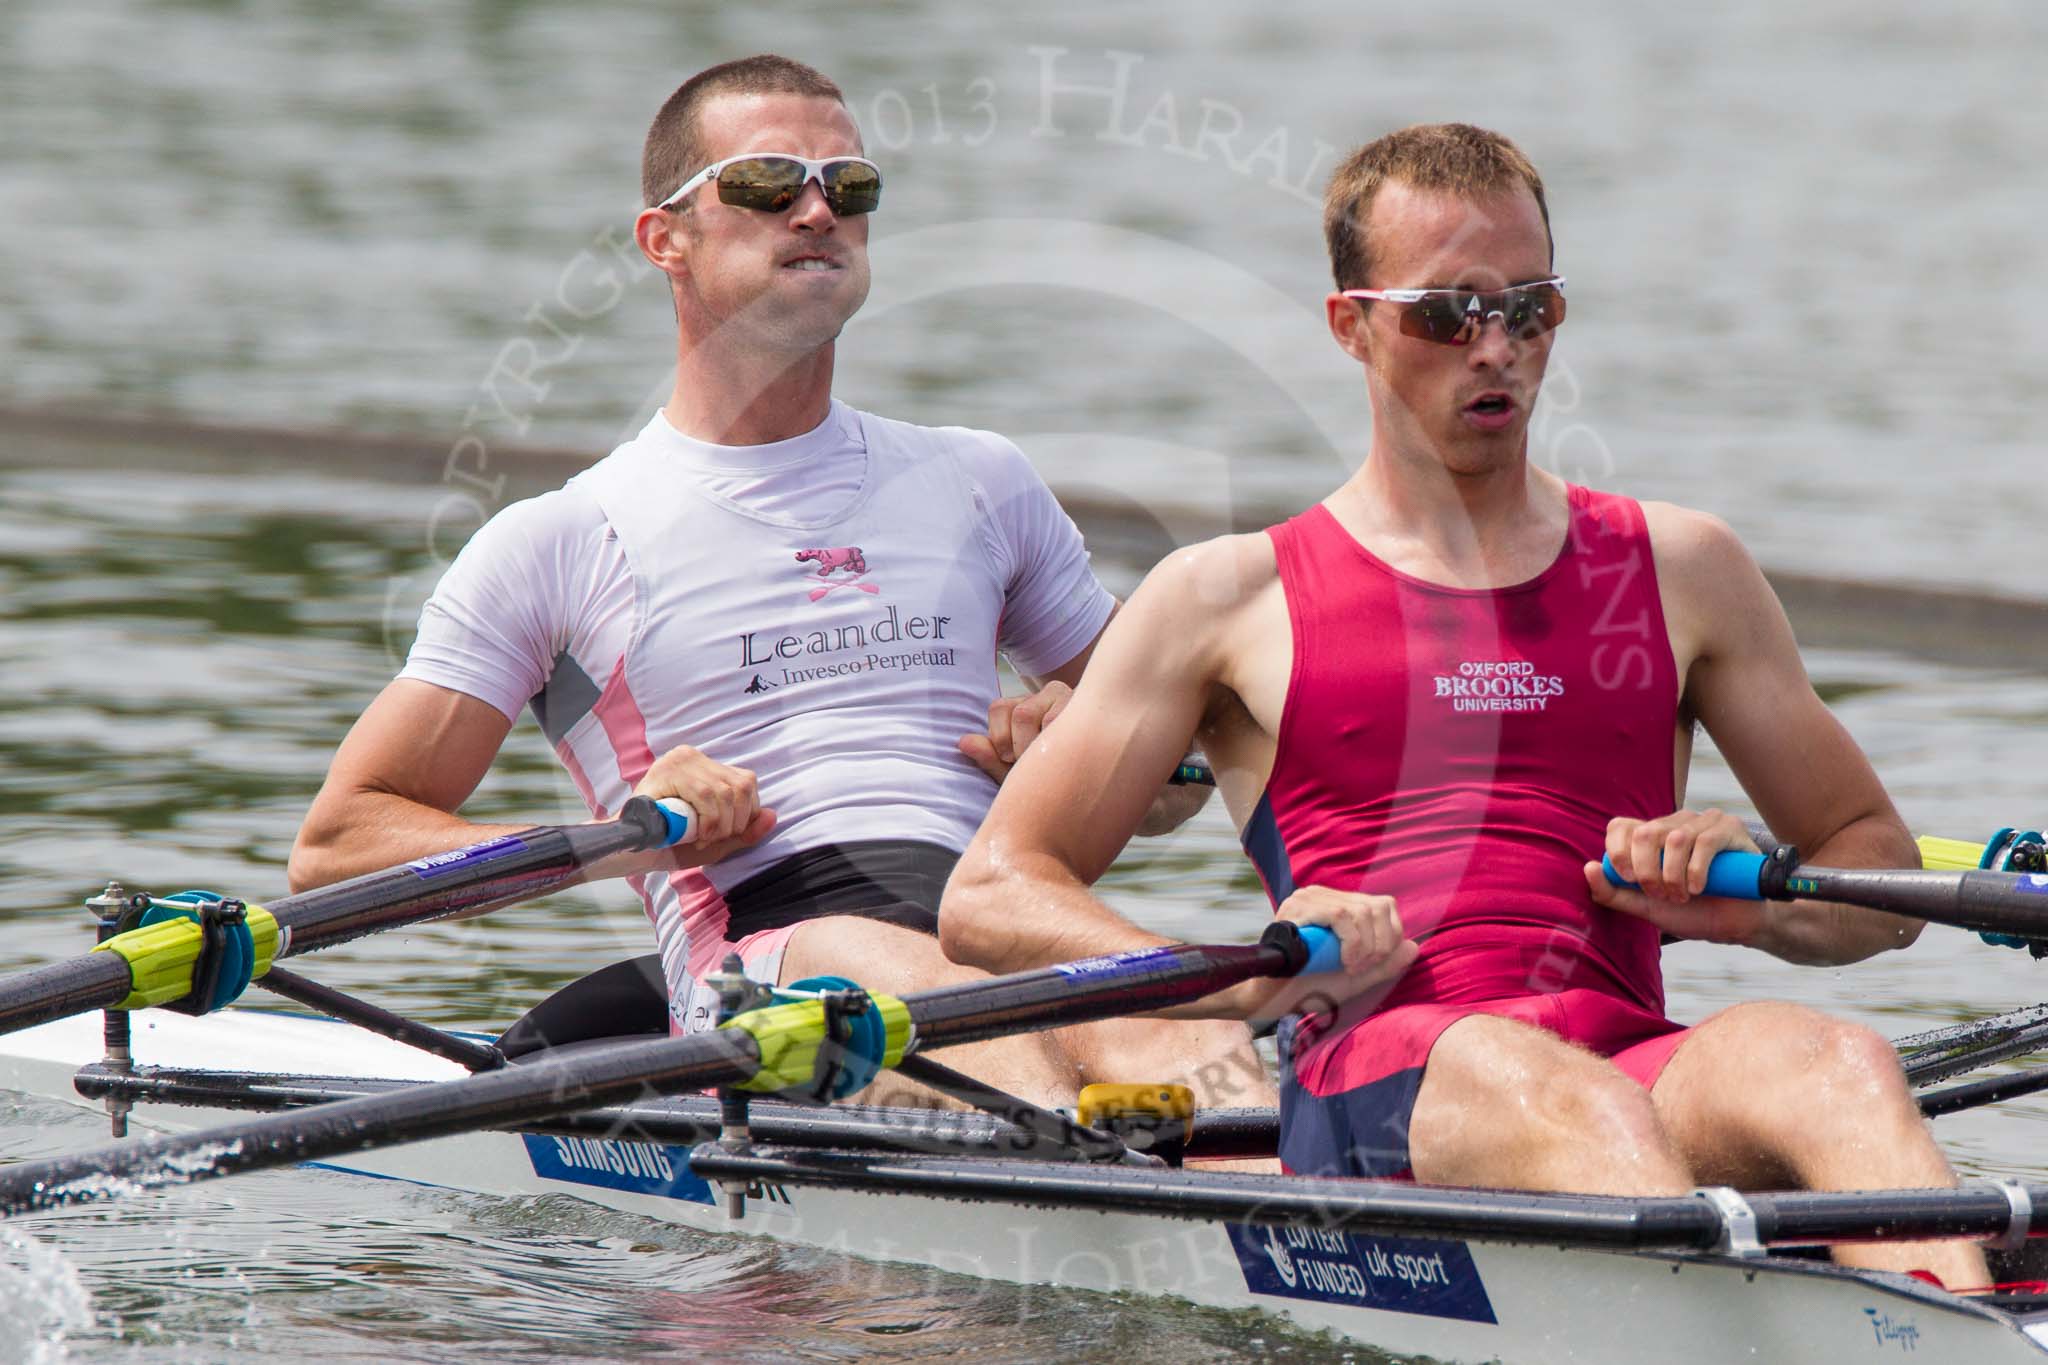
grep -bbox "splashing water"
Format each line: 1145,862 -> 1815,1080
0,1227 -> 95,1363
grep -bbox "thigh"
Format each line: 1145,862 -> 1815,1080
1409,1011 -> 1630,1178
1649,1000 -> 1899,1187
779,914 -> 980,993
670,919 -> 958,1044
1053,1014 -> 1275,1107
1284,1003 -> 1592,1179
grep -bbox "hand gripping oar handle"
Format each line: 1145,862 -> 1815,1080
0,923 -> 1352,1217
1263,922 -> 1343,975
1601,849 -> 1776,901
1602,846 -> 2048,940
256,796 -> 697,955
0,796 -> 696,1037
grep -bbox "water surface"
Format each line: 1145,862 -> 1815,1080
4,2 -> 2048,1359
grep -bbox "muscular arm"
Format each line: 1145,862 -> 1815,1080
287,679 -> 522,892
963,603 -> 1215,835
944,561 -> 1218,979
1611,510 -> 1921,965
289,680 -> 773,897
944,542 -> 1410,1017
1035,609 -> 1214,835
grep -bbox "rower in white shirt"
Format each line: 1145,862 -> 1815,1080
288,53 -> 1268,1115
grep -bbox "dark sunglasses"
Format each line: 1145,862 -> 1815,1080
657,152 -> 883,218
1342,277 -> 1567,346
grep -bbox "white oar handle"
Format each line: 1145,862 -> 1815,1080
650,799 -> 698,847
1601,851 -> 1766,900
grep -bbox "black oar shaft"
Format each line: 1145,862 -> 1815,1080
0,956 -> 134,1036
1896,1001 -> 2048,1058
0,928 -> 1316,1216
1903,1015 -> 2048,1086
0,799 -> 676,1038
265,805 -> 669,956
1648,845 -> 2048,941
0,1029 -> 757,1218
1783,866 -> 2048,938
1918,1064 -> 2048,1118
906,941 -> 1292,1050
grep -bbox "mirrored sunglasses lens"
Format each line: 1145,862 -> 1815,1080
1507,284 -> 1566,338
716,157 -> 807,211
1403,296 -> 1471,344
821,161 -> 881,215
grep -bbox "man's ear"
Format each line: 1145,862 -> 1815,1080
635,207 -> 691,279
1326,292 -> 1372,366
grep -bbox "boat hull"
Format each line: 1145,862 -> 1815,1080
2,1009 -> 2044,1364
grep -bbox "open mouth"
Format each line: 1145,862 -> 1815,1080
783,257 -> 841,272
1465,393 -> 1513,417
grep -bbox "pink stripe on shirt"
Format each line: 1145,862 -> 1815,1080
592,656 -> 657,787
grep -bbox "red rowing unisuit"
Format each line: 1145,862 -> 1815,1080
1243,487 -> 1688,1177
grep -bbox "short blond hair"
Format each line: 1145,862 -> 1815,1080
1322,123 -> 1552,290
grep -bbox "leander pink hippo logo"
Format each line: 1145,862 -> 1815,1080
793,546 -> 880,602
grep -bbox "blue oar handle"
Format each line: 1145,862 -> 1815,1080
1601,850 -> 1767,901
1257,922 -> 1345,974
1296,925 -> 1343,974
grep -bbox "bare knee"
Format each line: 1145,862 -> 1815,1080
1819,1018 -> 1905,1091
1784,1011 -> 1912,1133
1721,1003 -> 1904,1102
1672,1003 -> 1957,1195
1675,1004 -> 1911,1168
1414,1018 -> 1686,1192
1547,1066 -> 1667,1149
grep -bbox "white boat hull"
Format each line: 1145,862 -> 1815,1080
2,1008 -> 2044,1364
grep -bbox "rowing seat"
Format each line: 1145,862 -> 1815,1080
497,954 -> 669,1061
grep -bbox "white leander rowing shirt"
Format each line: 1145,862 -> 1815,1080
401,402 -> 1114,1021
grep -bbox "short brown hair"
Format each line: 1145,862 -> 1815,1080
641,55 -> 847,208
1322,123 -> 1552,290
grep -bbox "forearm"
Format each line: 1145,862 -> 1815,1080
287,788 -> 532,893
941,860 -> 1272,1018
941,849 -> 1172,975
1752,813 -> 1925,965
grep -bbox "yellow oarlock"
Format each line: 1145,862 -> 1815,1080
91,903 -> 282,1011
1920,835 -> 1994,872
1076,1082 -> 1196,1129
721,992 -> 912,1096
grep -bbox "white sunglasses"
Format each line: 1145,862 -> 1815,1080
656,152 -> 883,216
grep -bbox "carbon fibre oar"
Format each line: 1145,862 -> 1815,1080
0,924 -> 1340,1218
1918,1063 -> 2048,1119
1755,824 -> 2042,877
0,797 -> 695,1037
64,1069 -> 1285,1163
1751,822 -> 2047,959
1892,1001 -> 2048,1093
1603,846 -> 2048,939
1742,818 -> 2041,877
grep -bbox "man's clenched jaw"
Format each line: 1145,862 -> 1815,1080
674,92 -> 873,354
